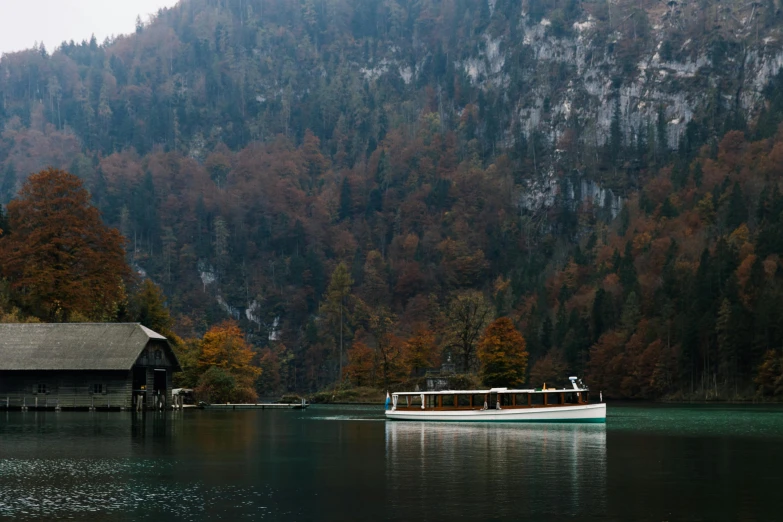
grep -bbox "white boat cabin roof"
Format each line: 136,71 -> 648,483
392,386 -> 588,396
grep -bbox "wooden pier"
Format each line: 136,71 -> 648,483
196,402 -> 309,410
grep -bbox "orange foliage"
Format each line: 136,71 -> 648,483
403,325 -> 438,374
528,348 -> 567,387
345,341 -> 376,387
198,320 -> 261,396
477,317 -> 528,387
0,168 -> 131,321
717,130 -> 747,171
586,330 -> 627,396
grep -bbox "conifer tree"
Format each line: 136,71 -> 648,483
726,182 -> 748,230
0,204 -> 7,237
339,176 -> 352,221
322,262 -> 354,381
132,279 -> 174,338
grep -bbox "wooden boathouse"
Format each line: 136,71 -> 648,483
0,323 -> 180,411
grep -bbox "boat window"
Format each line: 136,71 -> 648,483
440,395 -> 454,408
457,395 -> 471,407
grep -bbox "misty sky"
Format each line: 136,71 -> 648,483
0,0 -> 179,56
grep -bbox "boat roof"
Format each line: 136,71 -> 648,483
392,387 -> 587,396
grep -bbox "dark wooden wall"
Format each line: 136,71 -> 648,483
0,370 -> 133,409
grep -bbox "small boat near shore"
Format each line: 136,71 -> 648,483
385,377 -> 605,423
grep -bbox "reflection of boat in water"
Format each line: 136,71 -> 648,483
385,420 -> 607,520
386,377 -> 605,422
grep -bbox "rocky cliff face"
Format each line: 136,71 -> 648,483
335,1 -> 783,212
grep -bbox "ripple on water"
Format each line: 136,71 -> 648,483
0,458 -> 276,521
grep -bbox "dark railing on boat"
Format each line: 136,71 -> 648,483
392,390 -> 590,411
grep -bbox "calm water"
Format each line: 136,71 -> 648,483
2,404 -> 783,521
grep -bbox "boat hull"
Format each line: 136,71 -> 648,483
385,403 -> 606,423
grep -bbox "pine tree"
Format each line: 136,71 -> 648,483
132,279 -> 174,338
620,291 -> 641,335
610,95 -> 622,162
726,182 -> 748,230
591,288 -> 608,341
322,262 -> 354,381
619,242 -> 639,296
0,204 -> 7,236
541,315 -> 553,351
339,176 -> 352,221
716,298 -> 736,389
1,162 -> 16,202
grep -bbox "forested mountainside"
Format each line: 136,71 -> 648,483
3,0 -> 783,398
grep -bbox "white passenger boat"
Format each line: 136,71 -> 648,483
385,377 -> 605,423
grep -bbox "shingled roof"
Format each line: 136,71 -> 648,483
0,323 -> 180,371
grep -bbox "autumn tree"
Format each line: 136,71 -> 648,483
403,324 -> 438,375
477,317 -> 529,388
196,366 -> 240,404
197,320 -> 261,402
0,168 -> 131,321
528,348 -> 567,388
257,344 -> 294,395
368,306 -> 406,389
755,349 -> 783,398
322,262 -> 354,381
345,340 -> 375,387
173,337 -> 203,388
444,290 -> 494,373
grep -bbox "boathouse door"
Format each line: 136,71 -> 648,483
153,369 -> 167,408
132,367 -> 147,409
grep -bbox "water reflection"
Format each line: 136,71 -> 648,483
6,405 -> 783,521
385,422 -> 607,521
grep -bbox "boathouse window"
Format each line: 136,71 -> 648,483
155,349 -> 162,361
35,384 -> 47,394
92,383 -> 104,395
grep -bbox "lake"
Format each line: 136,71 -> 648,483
2,403 -> 783,521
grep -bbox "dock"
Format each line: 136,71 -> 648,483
192,402 -> 309,410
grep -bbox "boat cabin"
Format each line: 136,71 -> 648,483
390,377 -> 590,412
